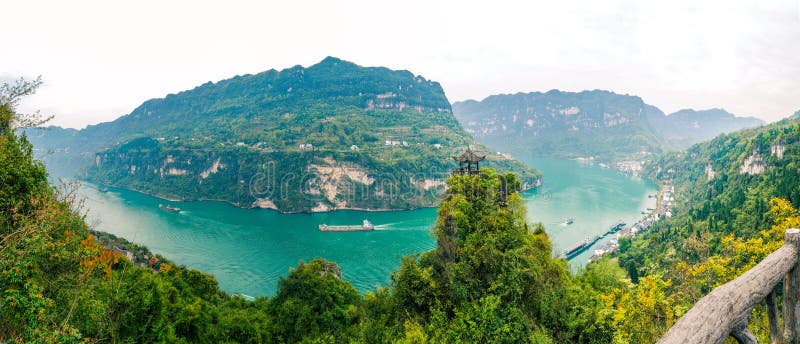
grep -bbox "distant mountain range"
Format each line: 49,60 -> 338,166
26,57 -> 540,212
452,90 -> 764,166
646,108 -> 765,149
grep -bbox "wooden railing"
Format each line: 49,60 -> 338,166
658,228 -> 800,344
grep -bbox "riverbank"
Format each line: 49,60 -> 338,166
89,182 -> 438,214
88,175 -> 542,214
573,156 -> 647,176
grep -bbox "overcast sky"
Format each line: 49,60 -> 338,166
3,0 -> 799,128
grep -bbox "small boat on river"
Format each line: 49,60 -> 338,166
159,204 -> 181,213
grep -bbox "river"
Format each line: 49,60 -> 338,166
518,157 -> 657,266
76,156 -> 656,296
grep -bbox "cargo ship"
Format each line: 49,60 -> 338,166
319,219 -> 375,232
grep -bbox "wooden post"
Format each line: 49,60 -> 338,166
784,228 -> 800,343
731,315 -> 758,344
767,289 -> 783,344
731,328 -> 758,344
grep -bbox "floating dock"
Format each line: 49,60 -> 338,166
562,222 -> 625,260
563,238 -> 593,259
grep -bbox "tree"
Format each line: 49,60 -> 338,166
391,169 -> 606,342
0,77 -> 51,229
0,76 -> 51,132
269,259 -> 361,342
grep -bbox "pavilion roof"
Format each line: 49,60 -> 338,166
453,147 -> 486,163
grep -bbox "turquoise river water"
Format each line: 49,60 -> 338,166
77,156 -> 656,296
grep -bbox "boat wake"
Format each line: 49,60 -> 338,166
373,224 -> 429,231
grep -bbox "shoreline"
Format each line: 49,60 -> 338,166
85,181 -> 443,214
83,175 -> 542,215
570,156 -> 647,177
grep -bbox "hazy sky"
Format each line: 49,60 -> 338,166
3,0 -> 799,128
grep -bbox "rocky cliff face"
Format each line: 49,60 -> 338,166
89,145 -> 532,212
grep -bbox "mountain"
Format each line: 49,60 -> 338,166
642,114 -> 800,244
452,90 -> 764,165
25,126 -> 90,177
646,108 -> 764,149
26,57 -> 540,212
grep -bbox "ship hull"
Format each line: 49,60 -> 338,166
318,225 -> 375,232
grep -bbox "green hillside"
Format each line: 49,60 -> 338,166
613,114 -> 800,341
27,58 -> 539,212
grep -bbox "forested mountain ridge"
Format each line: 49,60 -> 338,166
610,113 -> 800,341
453,90 -> 763,166
26,57 -> 539,212
644,115 -> 800,244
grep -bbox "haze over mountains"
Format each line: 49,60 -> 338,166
453,90 -> 764,165
25,57 -> 538,212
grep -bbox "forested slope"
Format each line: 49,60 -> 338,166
613,115 -> 800,342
